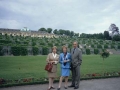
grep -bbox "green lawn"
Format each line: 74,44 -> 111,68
0,55 -> 120,80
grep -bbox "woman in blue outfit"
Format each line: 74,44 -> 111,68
57,45 -> 71,90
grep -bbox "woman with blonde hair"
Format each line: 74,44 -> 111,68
57,45 -> 71,90
46,46 -> 59,90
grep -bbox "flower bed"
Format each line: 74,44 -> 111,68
0,71 -> 120,88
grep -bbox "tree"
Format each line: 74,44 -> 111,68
112,35 -> 120,41
38,27 -> 46,32
70,31 -> 74,37
47,28 -> 52,33
53,29 -> 59,34
104,31 -> 109,40
100,49 -> 110,60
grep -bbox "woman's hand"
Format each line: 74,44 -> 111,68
63,60 -> 67,63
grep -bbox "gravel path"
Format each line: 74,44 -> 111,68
1,78 -> 120,90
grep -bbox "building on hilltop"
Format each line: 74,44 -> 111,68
0,28 -> 59,38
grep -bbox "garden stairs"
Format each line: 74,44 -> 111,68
107,49 -> 120,54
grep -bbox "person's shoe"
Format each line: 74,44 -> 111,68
48,87 -> 51,90
51,86 -> 55,89
68,85 -> 75,87
64,86 -> 68,89
57,88 -> 60,90
74,86 -> 79,89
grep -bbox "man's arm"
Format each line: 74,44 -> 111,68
78,49 -> 82,65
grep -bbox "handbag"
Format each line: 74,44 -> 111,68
45,63 -> 53,72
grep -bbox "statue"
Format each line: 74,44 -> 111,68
109,24 -> 119,37
21,27 -> 30,31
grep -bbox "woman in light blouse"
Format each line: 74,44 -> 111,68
46,46 -> 59,90
57,45 -> 71,90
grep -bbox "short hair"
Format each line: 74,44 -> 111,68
73,41 -> 78,45
52,46 -> 57,50
62,45 -> 67,49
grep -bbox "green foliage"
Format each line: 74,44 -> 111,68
104,44 -> 108,49
111,45 -> 115,49
118,45 -> 120,49
38,27 -> 46,32
42,47 -> 48,55
47,28 -> 52,33
20,47 -> 28,56
91,44 -> 94,48
32,47 -> 39,55
100,49 -> 110,60
11,46 -> 27,56
104,31 -> 109,40
0,40 -> 12,44
97,44 -> 102,48
86,48 -> 90,55
0,46 -> 4,56
94,49 -> 99,54
112,35 -> 120,41
11,46 -> 21,56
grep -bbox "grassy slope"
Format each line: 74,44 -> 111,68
0,55 -> 120,80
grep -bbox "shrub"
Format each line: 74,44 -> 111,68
112,35 -> 120,41
11,46 -> 27,56
20,47 -> 27,56
111,45 -> 115,49
32,47 -> 39,55
118,45 -> 120,49
11,46 -> 21,56
91,44 -> 94,48
104,45 -> 108,49
94,49 -> 99,54
0,46 -> 4,56
97,44 -> 102,48
42,47 -> 49,55
86,49 -> 90,55
100,49 -> 110,60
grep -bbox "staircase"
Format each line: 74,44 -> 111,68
107,49 -> 120,55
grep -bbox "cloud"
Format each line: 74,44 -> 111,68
0,0 -> 120,34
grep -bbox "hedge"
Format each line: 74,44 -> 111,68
0,46 -> 4,56
32,47 -> 39,55
104,45 -> 108,49
118,45 -> 120,49
97,44 -> 102,48
42,47 -> 49,55
111,45 -> 115,49
94,49 -> 99,54
86,49 -> 90,55
11,46 -> 27,56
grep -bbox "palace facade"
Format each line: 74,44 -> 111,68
0,28 -> 59,38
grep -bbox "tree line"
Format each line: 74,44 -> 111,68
38,28 -> 79,37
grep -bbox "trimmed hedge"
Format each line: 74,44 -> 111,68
32,47 -> 39,55
97,44 -> 102,48
0,46 -> 4,56
104,44 -> 108,49
86,49 -> 90,55
42,47 -> 49,55
118,45 -> 120,49
94,49 -> 99,54
11,46 -> 27,56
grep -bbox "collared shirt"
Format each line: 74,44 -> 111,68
73,48 -> 76,54
52,53 -> 57,58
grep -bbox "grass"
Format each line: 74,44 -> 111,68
0,55 -> 120,80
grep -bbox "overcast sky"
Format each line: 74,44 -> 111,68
0,0 -> 120,34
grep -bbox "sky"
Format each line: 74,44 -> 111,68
0,0 -> 120,34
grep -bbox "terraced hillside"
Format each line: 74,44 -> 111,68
0,33 -> 120,55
